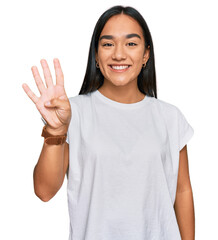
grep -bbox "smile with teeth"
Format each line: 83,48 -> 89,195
109,65 -> 131,72
111,65 -> 129,69
110,65 -> 130,69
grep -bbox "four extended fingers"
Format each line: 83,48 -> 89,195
53,58 -> 64,86
22,58 -> 64,103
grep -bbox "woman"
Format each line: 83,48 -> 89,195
22,5 -> 195,240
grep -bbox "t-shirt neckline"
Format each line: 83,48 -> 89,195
92,89 -> 150,109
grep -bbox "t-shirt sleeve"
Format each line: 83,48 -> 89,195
159,102 -> 194,204
65,96 -> 78,145
177,107 -> 194,151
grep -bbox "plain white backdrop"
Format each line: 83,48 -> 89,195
0,0 -> 217,239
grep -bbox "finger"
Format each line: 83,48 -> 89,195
40,59 -> 54,88
31,66 -> 46,94
22,83 -> 39,104
53,58 -> 64,87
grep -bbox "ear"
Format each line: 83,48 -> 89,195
143,46 -> 150,64
95,51 -> 98,62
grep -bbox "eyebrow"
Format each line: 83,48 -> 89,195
99,33 -> 141,41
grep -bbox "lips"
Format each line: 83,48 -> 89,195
109,64 -> 131,72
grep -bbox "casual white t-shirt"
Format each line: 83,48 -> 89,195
66,89 -> 194,240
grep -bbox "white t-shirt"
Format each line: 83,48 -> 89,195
66,89 -> 194,240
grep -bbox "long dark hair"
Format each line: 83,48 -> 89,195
78,5 -> 157,98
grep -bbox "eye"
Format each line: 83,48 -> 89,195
128,42 -> 137,46
102,43 -> 113,47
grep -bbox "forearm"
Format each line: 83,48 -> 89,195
33,142 -> 65,201
174,189 -> 195,240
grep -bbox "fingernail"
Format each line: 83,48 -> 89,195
45,101 -> 51,106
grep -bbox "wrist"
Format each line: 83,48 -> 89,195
41,125 -> 68,145
41,117 -> 68,136
45,125 -> 68,136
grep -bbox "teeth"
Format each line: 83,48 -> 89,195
111,65 -> 129,70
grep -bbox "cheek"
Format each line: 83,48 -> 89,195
98,50 -> 110,63
97,53 -> 110,76
131,49 -> 145,62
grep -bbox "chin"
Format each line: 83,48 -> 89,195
103,73 -> 136,87
110,79 -> 132,87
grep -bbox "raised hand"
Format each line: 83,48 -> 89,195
22,58 -> 71,135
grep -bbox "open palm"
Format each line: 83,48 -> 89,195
22,58 -> 71,132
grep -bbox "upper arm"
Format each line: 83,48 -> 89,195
176,145 -> 192,193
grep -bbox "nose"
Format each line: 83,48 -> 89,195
112,44 -> 127,60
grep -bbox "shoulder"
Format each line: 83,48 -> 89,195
68,92 -> 93,118
151,97 -> 194,143
68,93 -> 86,104
68,92 -> 91,108
150,96 -> 182,119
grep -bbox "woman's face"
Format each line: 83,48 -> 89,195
96,14 -> 150,88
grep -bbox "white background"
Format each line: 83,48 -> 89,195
0,0 -> 217,239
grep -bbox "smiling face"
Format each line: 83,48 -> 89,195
96,14 -> 150,88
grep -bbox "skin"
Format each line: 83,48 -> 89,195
175,145 -> 195,239
96,14 -> 195,239
95,13 -> 150,103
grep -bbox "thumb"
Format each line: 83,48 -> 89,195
44,97 -> 69,109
